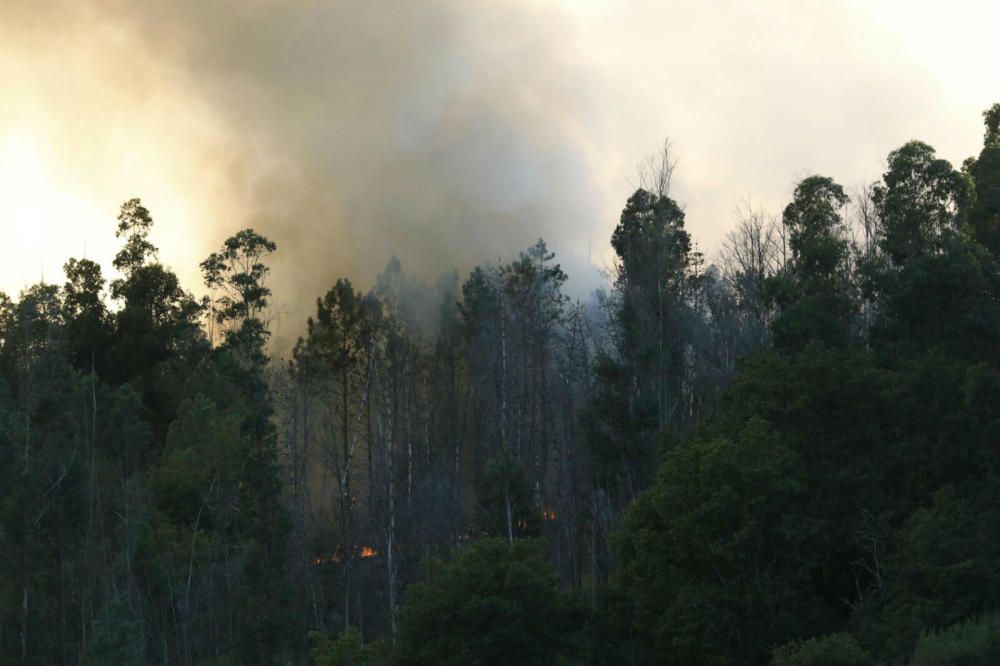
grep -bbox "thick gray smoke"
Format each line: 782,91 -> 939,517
1,1 -> 610,344
3,0 -> 998,351
105,1 -> 610,337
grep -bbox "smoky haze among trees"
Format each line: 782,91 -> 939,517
2,104 -> 1000,666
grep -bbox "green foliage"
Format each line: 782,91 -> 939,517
299,278 -> 380,377
309,628 -> 383,666
201,228 -> 277,350
152,393 -> 242,526
4,102 -> 1000,666
767,175 -> 855,350
84,597 -> 145,666
610,189 -> 691,282
878,487 -> 1000,660
588,187 -> 696,505
873,232 -> 1000,363
62,257 -> 109,370
873,141 -> 970,266
964,104 -> 1000,255
111,198 -> 156,277
476,448 -> 540,541
910,614 -> 1000,666
609,104 -> 1000,666
617,416 -> 807,665
0,202 -> 294,664
393,538 -> 582,666
984,104 -> 1000,146
771,633 -> 875,666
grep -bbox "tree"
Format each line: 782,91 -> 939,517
106,198 -> 204,436
0,283 -> 85,664
110,199 -> 202,353
873,142 -> 969,266
718,199 -> 783,352
392,538 -> 581,666
617,416 -> 807,665
62,258 -> 109,374
476,448 -> 538,544
766,175 -> 855,350
200,228 -> 277,351
295,278 -> 380,632
83,596 -> 145,666
200,229 -> 294,660
964,104 -> 1000,255
586,186 -> 695,510
877,487 -> 1000,661
609,188 -> 693,431
866,142 -> 1000,363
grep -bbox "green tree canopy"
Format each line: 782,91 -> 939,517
393,538 -> 581,666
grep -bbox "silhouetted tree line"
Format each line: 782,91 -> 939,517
1,103 -> 999,665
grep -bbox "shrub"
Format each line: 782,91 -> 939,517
910,614 -> 1000,666
772,633 -> 875,666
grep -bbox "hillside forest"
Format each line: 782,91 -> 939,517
2,104 -> 1000,665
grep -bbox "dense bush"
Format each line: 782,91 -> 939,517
910,615 -> 1000,666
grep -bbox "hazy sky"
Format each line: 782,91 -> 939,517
2,0 -> 999,340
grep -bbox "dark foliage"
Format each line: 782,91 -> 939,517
2,102 -> 999,665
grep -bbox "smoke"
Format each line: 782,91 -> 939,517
94,1 -> 612,344
2,0 -> 999,350
1,1 -> 609,340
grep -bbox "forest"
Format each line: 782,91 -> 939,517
1,102 -> 999,666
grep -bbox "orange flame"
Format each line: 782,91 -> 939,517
313,546 -> 378,565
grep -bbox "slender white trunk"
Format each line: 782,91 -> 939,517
499,282 -> 509,449
505,485 -> 514,546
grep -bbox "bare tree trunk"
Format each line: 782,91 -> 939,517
504,483 -> 514,546
21,549 -> 28,663
387,480 -> 398,640
375,352 -> 399,640
406,362 -> 413,511
499,280 -> 509,450
590,490 -> 599,608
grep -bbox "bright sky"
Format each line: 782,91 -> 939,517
1,1 -> 998,334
